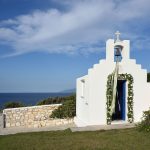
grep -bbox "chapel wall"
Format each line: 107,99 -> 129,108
88,61 -> 115,125
75,36 -> 150,127
145,83 -> 150,109
76,75 -> 89,125
120,60 -> 149,122
3,104 -> 73,128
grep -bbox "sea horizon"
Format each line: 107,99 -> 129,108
0,92 -> 75,109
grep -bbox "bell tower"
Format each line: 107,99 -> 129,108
106,31 -> 130,63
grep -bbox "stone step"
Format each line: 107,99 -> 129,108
70,123 -> 136,132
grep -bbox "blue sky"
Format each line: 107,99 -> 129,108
0,0 -> 150,92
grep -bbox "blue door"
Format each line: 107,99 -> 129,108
112,80 -> 126,121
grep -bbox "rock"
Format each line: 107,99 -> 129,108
6,123 -> 10,127
16,122 -> 20,126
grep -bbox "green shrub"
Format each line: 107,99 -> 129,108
4,101 -> 25,109
136,109 -> 150,132
50,94 -> 76,118
147,73 -> 150,82
36,97 -> 66,105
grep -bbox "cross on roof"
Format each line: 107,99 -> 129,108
115,31 -> 121,42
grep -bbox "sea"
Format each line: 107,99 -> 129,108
0,93 -> 73,109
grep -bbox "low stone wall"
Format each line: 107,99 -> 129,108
3,104 -> 73,128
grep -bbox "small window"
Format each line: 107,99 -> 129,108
81,79 -> 85,98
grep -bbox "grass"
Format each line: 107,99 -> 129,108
0,128 -> 150,150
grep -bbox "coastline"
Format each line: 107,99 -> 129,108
0,92 -> 74,108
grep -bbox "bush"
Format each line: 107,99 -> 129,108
50,94 -> 76,119
136,109 -> 150,132
147,73 -> 150,82
36,96 -> 67,105
4,101 -> 25,109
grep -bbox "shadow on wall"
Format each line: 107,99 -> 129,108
0,113 -> 5,128
3,114 -> 6,128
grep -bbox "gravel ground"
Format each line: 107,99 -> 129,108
0,120 -> 136,136
0,123 -> 75,135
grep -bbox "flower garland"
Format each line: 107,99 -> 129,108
106,73 -> 134,124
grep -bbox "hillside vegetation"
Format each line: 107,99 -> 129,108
50,94 -> 76,118
36,94 -> 75,105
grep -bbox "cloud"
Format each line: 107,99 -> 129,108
0,0 -> 150,57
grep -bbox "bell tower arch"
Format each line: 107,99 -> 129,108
106,31 -> 130,63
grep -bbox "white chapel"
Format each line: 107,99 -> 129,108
74,32 -> 150,127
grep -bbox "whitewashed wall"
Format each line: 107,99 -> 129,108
75,39 -> 150,127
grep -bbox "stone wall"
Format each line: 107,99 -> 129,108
3,104 -> 73,128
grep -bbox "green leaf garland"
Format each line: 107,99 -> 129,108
106,73 -> 134,124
